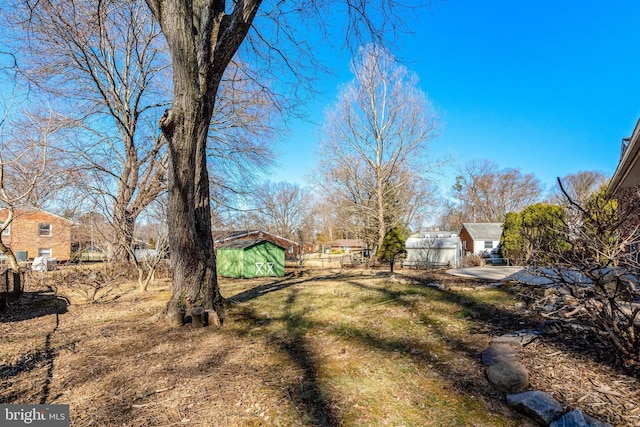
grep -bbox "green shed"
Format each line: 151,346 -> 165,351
216,239 -> 285,278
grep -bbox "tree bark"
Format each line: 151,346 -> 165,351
113,205 -> 135,262
0,209 -> 21,272
145,0 -> 260,319
161,93 -> 222,313
0,239 -> 20,272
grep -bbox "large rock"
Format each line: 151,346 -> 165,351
550,409 -> 612,427
506,391 -> 564,425
486,361 -> 529,393
481,343 -> 519,366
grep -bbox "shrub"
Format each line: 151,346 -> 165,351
461,254 -> 484,267
531,182 -> 640,364
49,263 -> 135,304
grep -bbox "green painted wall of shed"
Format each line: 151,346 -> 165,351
217,241 -> 285,278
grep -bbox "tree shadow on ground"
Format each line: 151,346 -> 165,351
351,272 -> 640,378
0,292 -> 68,323
0,312 -> 61,405
277,289 -> 339,426
341,278 -> 536,404
230,269 -> 634,424
230,272 -> 531,425
227,271 -> 352,304
236,292 -> 340,427
0,291 -> 68,403
437,283 -> 639,376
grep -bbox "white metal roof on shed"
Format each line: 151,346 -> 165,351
405,236 -> 461,249
409,230 -> 458,238
461,223 -> 503,241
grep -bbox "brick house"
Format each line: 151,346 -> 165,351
0,209 -> 73,261
324,239 -> 367,255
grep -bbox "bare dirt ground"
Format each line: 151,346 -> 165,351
1,266 -> 638,426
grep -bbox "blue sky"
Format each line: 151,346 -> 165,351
268,0 -> 640,198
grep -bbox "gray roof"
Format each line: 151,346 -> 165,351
405,236 -> 461,249
328,239 -> 365,247
462,223 -> 503,240
410,231 -> 458,238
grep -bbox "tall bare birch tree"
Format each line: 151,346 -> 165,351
316,44 -> 439,254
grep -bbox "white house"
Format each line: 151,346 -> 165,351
404,231 -> 462,269
459,223 -> 503,255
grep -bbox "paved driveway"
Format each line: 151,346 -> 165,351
446,266 -> 524,281
446,266 -> 556,284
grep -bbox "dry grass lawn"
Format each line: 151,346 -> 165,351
1,266 -> 562,426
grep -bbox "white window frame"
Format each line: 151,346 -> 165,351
38,248 -> 53,258
39,223 -> 52,237
484,240 -> 493,249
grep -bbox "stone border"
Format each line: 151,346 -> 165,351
482,329 -> 612,427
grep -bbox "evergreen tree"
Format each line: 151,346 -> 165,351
377,227 -> 407,273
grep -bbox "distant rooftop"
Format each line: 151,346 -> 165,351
411,230 -> 458,238
461,223 -> 503,241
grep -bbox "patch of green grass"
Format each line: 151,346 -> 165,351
456,308 -> 473,319
220,270 -> 529,426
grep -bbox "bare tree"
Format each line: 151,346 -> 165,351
247,181 -> 313,241
11,0 -> 285,265
207,61 -> 281,213
435,199 -> 470,233
131,202 -> 169,292
316,43 -> 439,255
13,0 -> 170,261
452,159 -> 542,223
532,181 -> 640,364
547,170 -> 607,206
141,0 -> 419,319
72,211 -> 112,261
0,106 -> 52,271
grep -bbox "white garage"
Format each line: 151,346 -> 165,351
404,231 -> 462,269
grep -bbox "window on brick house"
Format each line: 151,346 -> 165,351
38,248 -> 52,258
39,223 -> 52,237
1,224 -> 9,236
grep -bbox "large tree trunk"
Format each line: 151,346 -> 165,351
144,0 -> 260,320
376,175 -> 386,260
112,205 -> 135,262
161,93 -> 222,313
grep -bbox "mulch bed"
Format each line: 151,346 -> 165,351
408,269 -> 640,426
